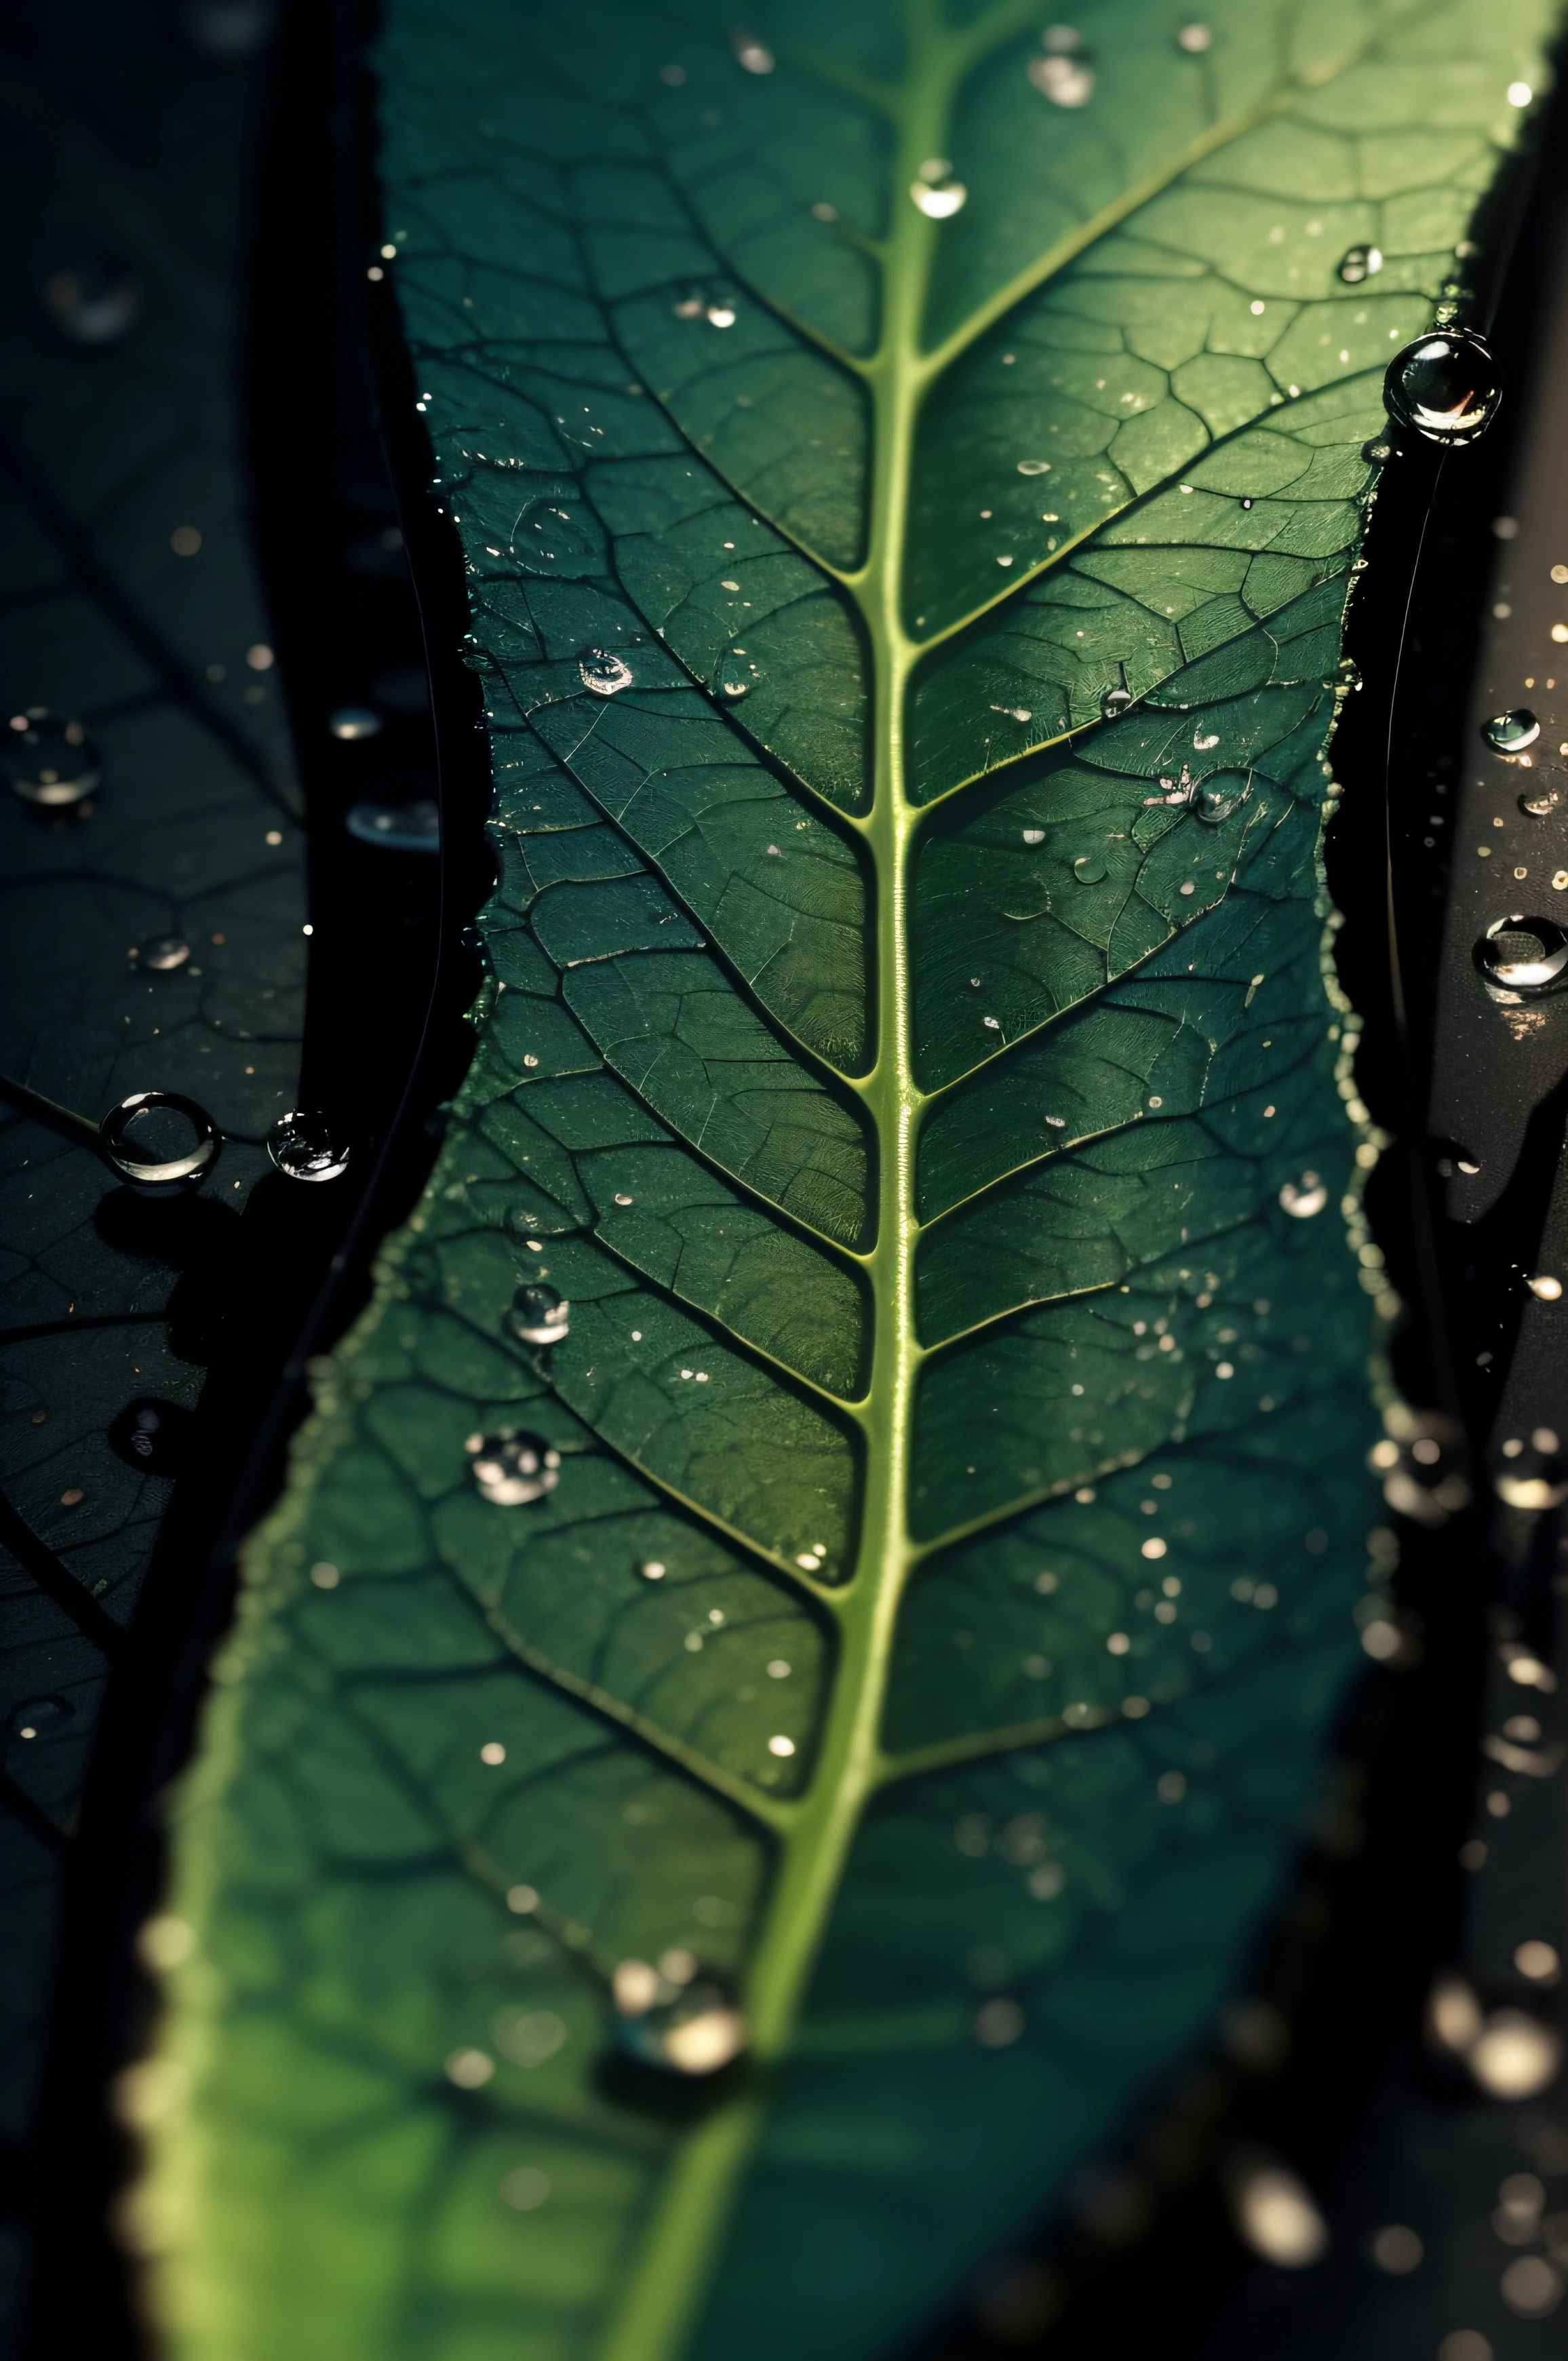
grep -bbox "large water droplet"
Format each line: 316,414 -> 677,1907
612,1953 -> 746,2075
1278,1173 -> 1328,1218
1337,244 -> 1383,285
1072,853 -> 1109,884
108,1397 -> 195,1478
1100,685 -> 1134,722
347,796 -> 440,850
1476,915 -> 1568,992
910,177 -> 966,218
267,1111 -> 352,1182
467,1429 -> 561,1506
509,1283 -> 570,1346
42,267 -> 142,345
134,936 -> 191,972
328,706 -> 383,741
1521,785 -> 1561,819
12,1696 -> 72,1740
3,711 -> 102,808
1384,328 -> 1501,446
1194,770 -> 1250,823
1482,709 -> 1540,754
100,1091 -> 220,1186
579,649 -> 633,697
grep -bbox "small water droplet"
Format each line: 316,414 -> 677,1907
328,706 -> 383,741
1072,853 -> 1109,884
720,677 -> 749,699
108,1397 -> 195,1477
1337,244 -> 1383,285
576,648 -> 633,697
266,1111 -> 352,1182
1194,770 -> 1250,823
509,1283 -> 570,1346
347,796 -> 439,850
1483,708 -> 1540,754
731,27 -> 774,73
134,936 -> 191,972
910,175 -> 966,218
1384,328 -> 1501,446
1028,33 -> 1095,106
1175,22 -> 1213,50
2,710 -> 102,808
11,1696 -> 71,1740
1522,786 -> 1562,819
1279,1173 -> 1329,1218
466,1428 -> 562,1506
1362,438 -> 1394,465
1017,458 -> 1051,475
612,1954 -> 745,2075
1476,914 -> 1568,992
1100,686 -> 1133,721
42,267 -> 143,344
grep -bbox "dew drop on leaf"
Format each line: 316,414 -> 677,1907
134,935 -> 191,972
1384,328 -> 1501,446
1099,686 -> 1134,721
612,1955 -> 746,2075
1482,708 -> 1540,753
347,796 -> 440,848
1194,771 -> 1250,823
576,648 -> 633,697
108,1397 -> 196,1477
1337,244 -> 1383,284
466,1429 -> 562,1506
267,1111 -> 352,1182
1072,853 -> 1108,884
1278,1173 -> 1329,1219
2,709 -> 102,808
1521,785 -> 1562,817
509,1283 -> 570,1346
1475,916 -> 1568,992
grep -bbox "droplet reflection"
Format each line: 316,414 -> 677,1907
509,1283 -> 570,1346
1482,709 -> 1540,754
1475,916 -> 1568,993
612,1953 -> 745,2075
1384,328 -> 1501,446
267,1112 -> 352,1182
467,1430 -> 562,1506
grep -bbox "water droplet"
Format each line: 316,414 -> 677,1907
1099,687 -> 1134,723
108,1398 -> 195,1478
266,1111 -> 352,1182
1522,785 -> 1563,818
1279,1173 -> 1328,1218
328,706 -> 383,741
1333,659 -> 1363,693
1476,915 -> 1568,992
100,1091 -> 220,1186
134,936 -> 191,972
910,177 -> 966,218
1337,244 -> 1383,285
1194,770 -> 1250,823
1175,22 -> 1213,50
1384,328 -> 1501,446
1072,853 -> 1109,884
466,1429 -> 562,1506
509,1283 -> 570,1346
2,710 -> 102,808
1483,708 -> 1540,754
347,796 -> 439,850
42,267 -> 142,345
720,677 -> 749,699
1017,458 -> 1051,475
576,648 -> 633,698
1029,52 -> 1095,105
612,1955 -> 745,2075
12,1696 -> 71,1740
731,27 -> 774,73
1361,437 -> 1394,465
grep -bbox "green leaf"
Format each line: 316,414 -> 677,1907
144,5 -> 1552,2357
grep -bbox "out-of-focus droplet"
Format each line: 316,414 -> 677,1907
347,796 -> 439,850
1175,23 -> 1213,51
1527,1273 -> 1563,1300
134,936 -> 191,973
1369,2223 -> 1424,2274
1072,853 -> 1108,884
1279,1173 -> 1328,1218
1028,50 -> 1095,106
1195,770 -> 1249,822
1468,2010 -> 1563,2099
612,1953 -> 745,2075
1426,1967 -> 1484,2054
266,1111 -> 352,1183
731,26 -> 774,73
1384,328 -> 1501,446
182,0 -> 277,57
467,1429 -> 562,1506
3,711 -> 102,808
1476,916 -> 1568,992
1337,244 -> 1383,284
1483,709 -> 1540,754
108,1398 -> 195,1479
1226,2150 -> 1329,2267
328,706 -> 383,741
509,1283 -> 570,1346
12,1696 -> 72,1741
41,267 -> 142,344
579,649 -> 633,697
910,176 -> 966,218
